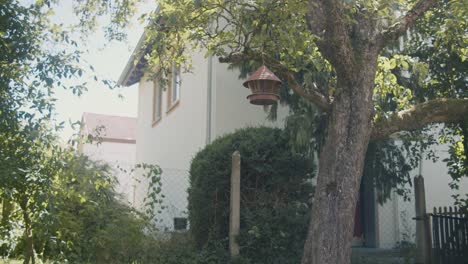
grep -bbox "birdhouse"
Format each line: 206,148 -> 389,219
242,65 -> 282,105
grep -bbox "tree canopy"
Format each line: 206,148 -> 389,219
2,0 -> 467,263
0,1 -> 135,263
75,0 -> 467,201
72,0 -> 467,263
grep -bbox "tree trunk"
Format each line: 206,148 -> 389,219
301,50 -> 379,264
461,121 -> 468,170
20,199 -> 35,264
1,197 -> 13,256
1,197 -> 13,228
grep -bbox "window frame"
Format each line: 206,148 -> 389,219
167,64 -> 181,113
173,217 -> 188,231
152,78 -> 163,126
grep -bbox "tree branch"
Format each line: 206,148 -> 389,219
306,0 -> 355,80
371,98 -> 468,140
378,0 -> 439,46
305,0 -> 326,37
219,52 -> 331,112
284,71 -> 331,112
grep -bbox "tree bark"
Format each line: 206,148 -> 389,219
379,0 -> 439,46
219,53 -> 332,112
461,121 -> 468,172
299,1 -> 442,262
20,198 -> 35,264
371,98 -> 468,140
1,197 -> 13,228
301,49 -> 379,264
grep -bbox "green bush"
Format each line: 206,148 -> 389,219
132,234 -> 245,264
136,234 -> 198,264
39,156 -> 159,264
188,127 -> 314,263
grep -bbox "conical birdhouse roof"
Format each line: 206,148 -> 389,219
242,65 -> 282,88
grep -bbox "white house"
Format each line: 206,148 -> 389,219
78,112 -> 137,205
371,139 -> 468,249
117,30 -> 468,245
117,32 -> 288,231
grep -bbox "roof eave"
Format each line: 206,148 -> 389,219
117,33 -> 147,87
117,6 -> 161,87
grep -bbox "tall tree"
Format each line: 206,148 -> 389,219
0,1 -> 87,262
76,0 -> 467,263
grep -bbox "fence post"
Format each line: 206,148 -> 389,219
414,175 -> 431,264
229,151 -> 241,257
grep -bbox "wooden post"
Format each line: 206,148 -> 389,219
424,207 -> 433,264
414,175 -> 431,264
229,151 -> 241,257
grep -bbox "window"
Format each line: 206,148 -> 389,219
167,65 -> 181,112
152,79 -> 163,125
173,217 -> 188,231
173,67 -> 181,103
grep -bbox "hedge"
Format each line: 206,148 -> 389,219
188,127 -> 314,263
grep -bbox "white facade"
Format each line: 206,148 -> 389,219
119,34 -> 467,240
78,113 -> 137,205
376,141 -> 468,248
212,60 -> 289,137
129,51 -> 288,231
80,141 -> 136,203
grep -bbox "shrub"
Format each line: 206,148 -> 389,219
137,234 -> 198,264
188,127 -> 314,263
39,156 -> 159,264
1,153 -> 167,264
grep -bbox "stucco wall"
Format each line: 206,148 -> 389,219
376,141 -> 468,248
135,52 -> 208,170
212,61 -> 289,138
81,141 -> 136,204
134,51 -> 209,230
134,54 -> 468,237
422,143 -> 468,210
134,53 -> 289,230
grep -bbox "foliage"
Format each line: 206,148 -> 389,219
42,155 -> 152,264
395,241 -> 416,264
1,0 -> 466,262
443,125 -> 468,210
0,1 -> 81,260
131,233 -> 250,264
0,0 -> 121,262
0,0 -> 85,125
0,149 -> 168,264
78,0 -> 463,204
363,141 -> 414,203
400,0 -> 468,208
73,0 -> 467,206
71,0 -> 147,40
133,163 -> 165,221
0,125 -> 60,261
140,234 -> 199,264
189,127 -> 313,263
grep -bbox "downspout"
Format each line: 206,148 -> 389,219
206,55 -> 213,144
418,143 -> 424,179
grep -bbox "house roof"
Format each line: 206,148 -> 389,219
117,6 -> 161,87
81,112 -> 137,143
117,33 -> 148,87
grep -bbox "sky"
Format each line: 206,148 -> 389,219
51,1 -> 153,141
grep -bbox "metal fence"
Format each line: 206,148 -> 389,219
431,207 -> 468,264
102,157 -> 468,264
377,191 -> 417,249
113,162 -> 419,246
117,166 -> 190,232
351,189 -> 419,264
